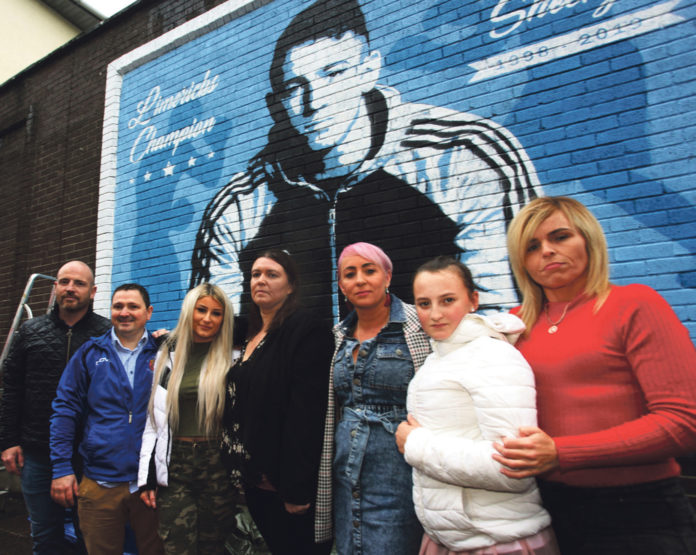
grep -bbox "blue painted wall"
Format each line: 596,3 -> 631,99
109,0 -> 696,336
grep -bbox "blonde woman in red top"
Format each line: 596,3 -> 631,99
495,196 -> 696,555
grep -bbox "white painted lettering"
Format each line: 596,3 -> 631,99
490,0 -> 607,39
129,117 -> 217,163
127,70 -> 220,165
490,0 -> 526,39
594,0 -> 617,18
152,70 -> 220,116
474,0 -> 684,82
549,0 -> 569,15
130,126 -> 156,163
128,87 -> 160,129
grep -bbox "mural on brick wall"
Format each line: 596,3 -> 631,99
100,0 -> 695,333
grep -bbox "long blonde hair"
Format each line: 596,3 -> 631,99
507,196 -> 611,332
149,283 -> 234,436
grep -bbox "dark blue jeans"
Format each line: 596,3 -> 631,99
539,477 -> 696,555
21,451 -> 83,554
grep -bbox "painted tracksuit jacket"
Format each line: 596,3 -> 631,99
191,86 -> 540,322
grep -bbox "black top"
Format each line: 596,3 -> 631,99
222,308 -> 333,505
0,305 -> 111,455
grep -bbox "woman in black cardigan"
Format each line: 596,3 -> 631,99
221,249 -> 334,555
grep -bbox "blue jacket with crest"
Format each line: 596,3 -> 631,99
50,329 -> 158,482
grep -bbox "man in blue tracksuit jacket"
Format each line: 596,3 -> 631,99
49,283 -> 164,555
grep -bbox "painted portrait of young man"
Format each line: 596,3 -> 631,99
190,0 -> 539,322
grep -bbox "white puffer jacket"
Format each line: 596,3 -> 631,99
404,313 -> 551,551
137,351 -> 174,488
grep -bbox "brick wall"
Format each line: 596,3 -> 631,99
90,0 -> 696,337
1,0 -> 695,504
0,0 -> 230,343
2,0 -> 693,336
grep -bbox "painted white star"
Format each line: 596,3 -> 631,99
129,179 -> 135,185
144,172 -> 152,181
163,162 -> 176,176
207,151 -> 215,159
188,157 -> 197,167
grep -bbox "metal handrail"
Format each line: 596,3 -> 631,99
0,273 -> 56,371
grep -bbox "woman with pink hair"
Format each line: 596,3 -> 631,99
316,242 -> 431,554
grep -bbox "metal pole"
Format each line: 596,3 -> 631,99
0,273 -> 56,371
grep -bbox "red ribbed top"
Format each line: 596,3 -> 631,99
514,284 -> 696,486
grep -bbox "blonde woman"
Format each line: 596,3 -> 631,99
138,283 -> 236,554
496,196 -> 696,554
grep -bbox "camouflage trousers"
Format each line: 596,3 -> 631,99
157,439 -> 237,555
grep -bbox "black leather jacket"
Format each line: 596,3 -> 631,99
0,304 -> 111,456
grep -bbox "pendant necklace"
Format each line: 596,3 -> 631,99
544,302 -> 571,334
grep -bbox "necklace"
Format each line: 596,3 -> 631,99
544,302 -> 571,334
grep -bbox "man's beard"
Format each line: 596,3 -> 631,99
58,295 -> 89,313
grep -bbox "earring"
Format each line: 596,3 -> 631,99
384,287 -> 392,307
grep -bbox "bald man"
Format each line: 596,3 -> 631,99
0,261 -> 111,554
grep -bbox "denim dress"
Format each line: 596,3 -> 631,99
333,298 -> 423,555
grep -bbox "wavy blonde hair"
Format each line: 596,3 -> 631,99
149,283 -> 234,436
507,196 -> 611,332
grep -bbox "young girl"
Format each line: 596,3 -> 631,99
396,256 -> 558,555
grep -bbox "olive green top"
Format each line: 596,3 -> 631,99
175,341 -> 211,438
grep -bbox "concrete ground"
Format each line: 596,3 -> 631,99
6,466 -> 691,555
0,491 -> 32,554
0,471 -> 83,555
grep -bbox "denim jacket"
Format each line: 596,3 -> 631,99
314,295 -> 430,543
